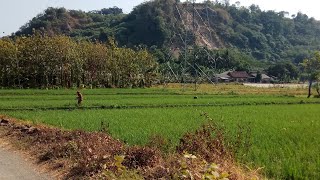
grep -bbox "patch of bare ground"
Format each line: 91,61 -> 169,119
0,115 -> 262,179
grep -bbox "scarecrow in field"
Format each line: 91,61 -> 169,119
76,91 -> 83,106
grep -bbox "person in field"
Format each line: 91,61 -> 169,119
76,91 -> 83,106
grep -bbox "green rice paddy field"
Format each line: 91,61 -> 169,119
0,85 -> 319,179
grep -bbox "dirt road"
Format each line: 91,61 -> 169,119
0,141 -> 52,180
243,83 -> 308,88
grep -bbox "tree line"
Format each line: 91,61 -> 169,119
0,33 -> 158,88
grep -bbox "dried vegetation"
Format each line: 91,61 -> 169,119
0,115 -> 261,179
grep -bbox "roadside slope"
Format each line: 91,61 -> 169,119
0,116 -> 261,179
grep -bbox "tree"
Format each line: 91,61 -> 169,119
267,61 -> 299,82
0,38 -> 17,87
255,71 -> 262,83
0,34 -> 158,88
302,51 -> 320,98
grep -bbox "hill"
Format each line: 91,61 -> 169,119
9,0 -> 320,82
15,6 -> 125,42
15,1 -> 320,62
113,0 -> 320,63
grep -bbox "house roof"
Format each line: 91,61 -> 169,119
228,71 -> 250,78
215,71 -> 231,78
250,73 -> 271,79
261,74 -> 271,79
219,77 -> 229,80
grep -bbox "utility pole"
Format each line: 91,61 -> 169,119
192,0 -> 197,91
183,21 -> 187,91
182,2 -> 189,91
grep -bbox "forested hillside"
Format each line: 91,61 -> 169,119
4,0 -> 320,84
14,0 -> 320,62
15,7 -> 125,42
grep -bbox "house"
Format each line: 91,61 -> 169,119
215,71 -> 231,82
215,71 -> 250,82
249,73 -> 272,83
227,71 -> 250,82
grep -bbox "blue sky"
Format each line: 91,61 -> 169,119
1,0 -> 319,37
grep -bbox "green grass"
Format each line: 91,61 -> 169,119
1,87 -> 320,179
0,89 -> 319,110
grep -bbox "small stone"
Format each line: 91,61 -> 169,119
0,119 -> 9,125
27,127 -> 39,134
0,119 -> 9,124
20,127 -> 29,133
